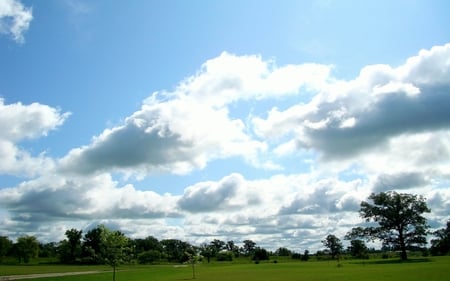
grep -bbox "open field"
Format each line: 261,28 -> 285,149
1,256 -> 450,281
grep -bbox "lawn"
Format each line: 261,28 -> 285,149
1,256 -> 450,281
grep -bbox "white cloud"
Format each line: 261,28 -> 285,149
2,44 -> 450,251
0,99 -> 70,176
253,43 -> 450,162
0,172 -> 181,224
0,0 -> 32,43
60,97 -> 266,175
59,52 -> 331,176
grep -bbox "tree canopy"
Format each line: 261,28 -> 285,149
347,191 -> 430,260
322,234 -> 343,259
430,220 -> 450,256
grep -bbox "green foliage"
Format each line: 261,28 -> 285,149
322,234 -> 343,259
242,240 -> 256,256
209,239 -> 225,255
14,235 -> 39,263
160,239 -> 192,263
82,226 -> 103,264
0,236 -> 13,262
137,250 -> 161,264
65,229 -> 83,263
348,191 -> 430,260
348,239 -> 369,259
430,220 -> 450,256
274,247 -> 291,256
216,251 -> 233,261
99,225 -> 131,281
252,247 -> 269,261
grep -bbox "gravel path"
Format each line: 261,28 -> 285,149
0,270 -> 109,280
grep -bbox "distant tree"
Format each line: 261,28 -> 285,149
242,240 -> 256,256
185,247 -> 200,279
39,242 -> 57,258
301,250 -> 310,261
137,250 -> 161,264
0,236 -> 13,262
133,236 -> 161,254
225,240 -> 239,256
15,235 -> 39,263
252,247 -> 269,261
347,239 -> 368,259
100,226 -> 131,281
64,228 -> 82,263
322,234 -> 343,259
216,251 -> 233,261
199,243 -> 214,263
275,247 -> 292,256
82,226 -> 104,263
430,220 -> 450,256
161,239 -> 191,263
209,239 -> 225,256
347,191 -> 430,260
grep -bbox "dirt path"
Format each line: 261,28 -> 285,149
0,270 -> 109,280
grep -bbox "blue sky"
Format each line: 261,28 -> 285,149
1,0 -> 450,251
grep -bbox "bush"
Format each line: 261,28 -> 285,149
216,251 -> 233,261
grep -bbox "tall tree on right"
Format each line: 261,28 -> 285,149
347,191 -> 430,260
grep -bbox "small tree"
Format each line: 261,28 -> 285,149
100,226 -> 131,281
185,248 -> 201,279
347,191 -> 430,260
322,234 -> 343,260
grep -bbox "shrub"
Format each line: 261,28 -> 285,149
216,251 -> 233,261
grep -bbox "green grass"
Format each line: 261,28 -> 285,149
1,256 -> 450,281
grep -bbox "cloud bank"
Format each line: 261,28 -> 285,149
1,44 -> 450,251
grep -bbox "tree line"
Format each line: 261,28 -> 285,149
1,191 -> 449,266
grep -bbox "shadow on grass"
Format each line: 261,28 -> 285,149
352,258 -> 433,265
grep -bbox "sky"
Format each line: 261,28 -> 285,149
1,0 -> 450,252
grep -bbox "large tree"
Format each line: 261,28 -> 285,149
347,191 -> 430,260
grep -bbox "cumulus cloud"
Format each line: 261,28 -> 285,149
3,44 -> 450,250
253,43 -> 450,161
0,172 -> 180,228
0,0 -> 32,43
178,173 -> 246,212
59,52 -> 331,176
279,178 -> 364,215
0,99 -> 70,176
60,98 -> 265,175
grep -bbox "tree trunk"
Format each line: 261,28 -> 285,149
398,230 -> 407,260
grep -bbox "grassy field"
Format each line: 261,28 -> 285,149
1,256 -> 450,281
